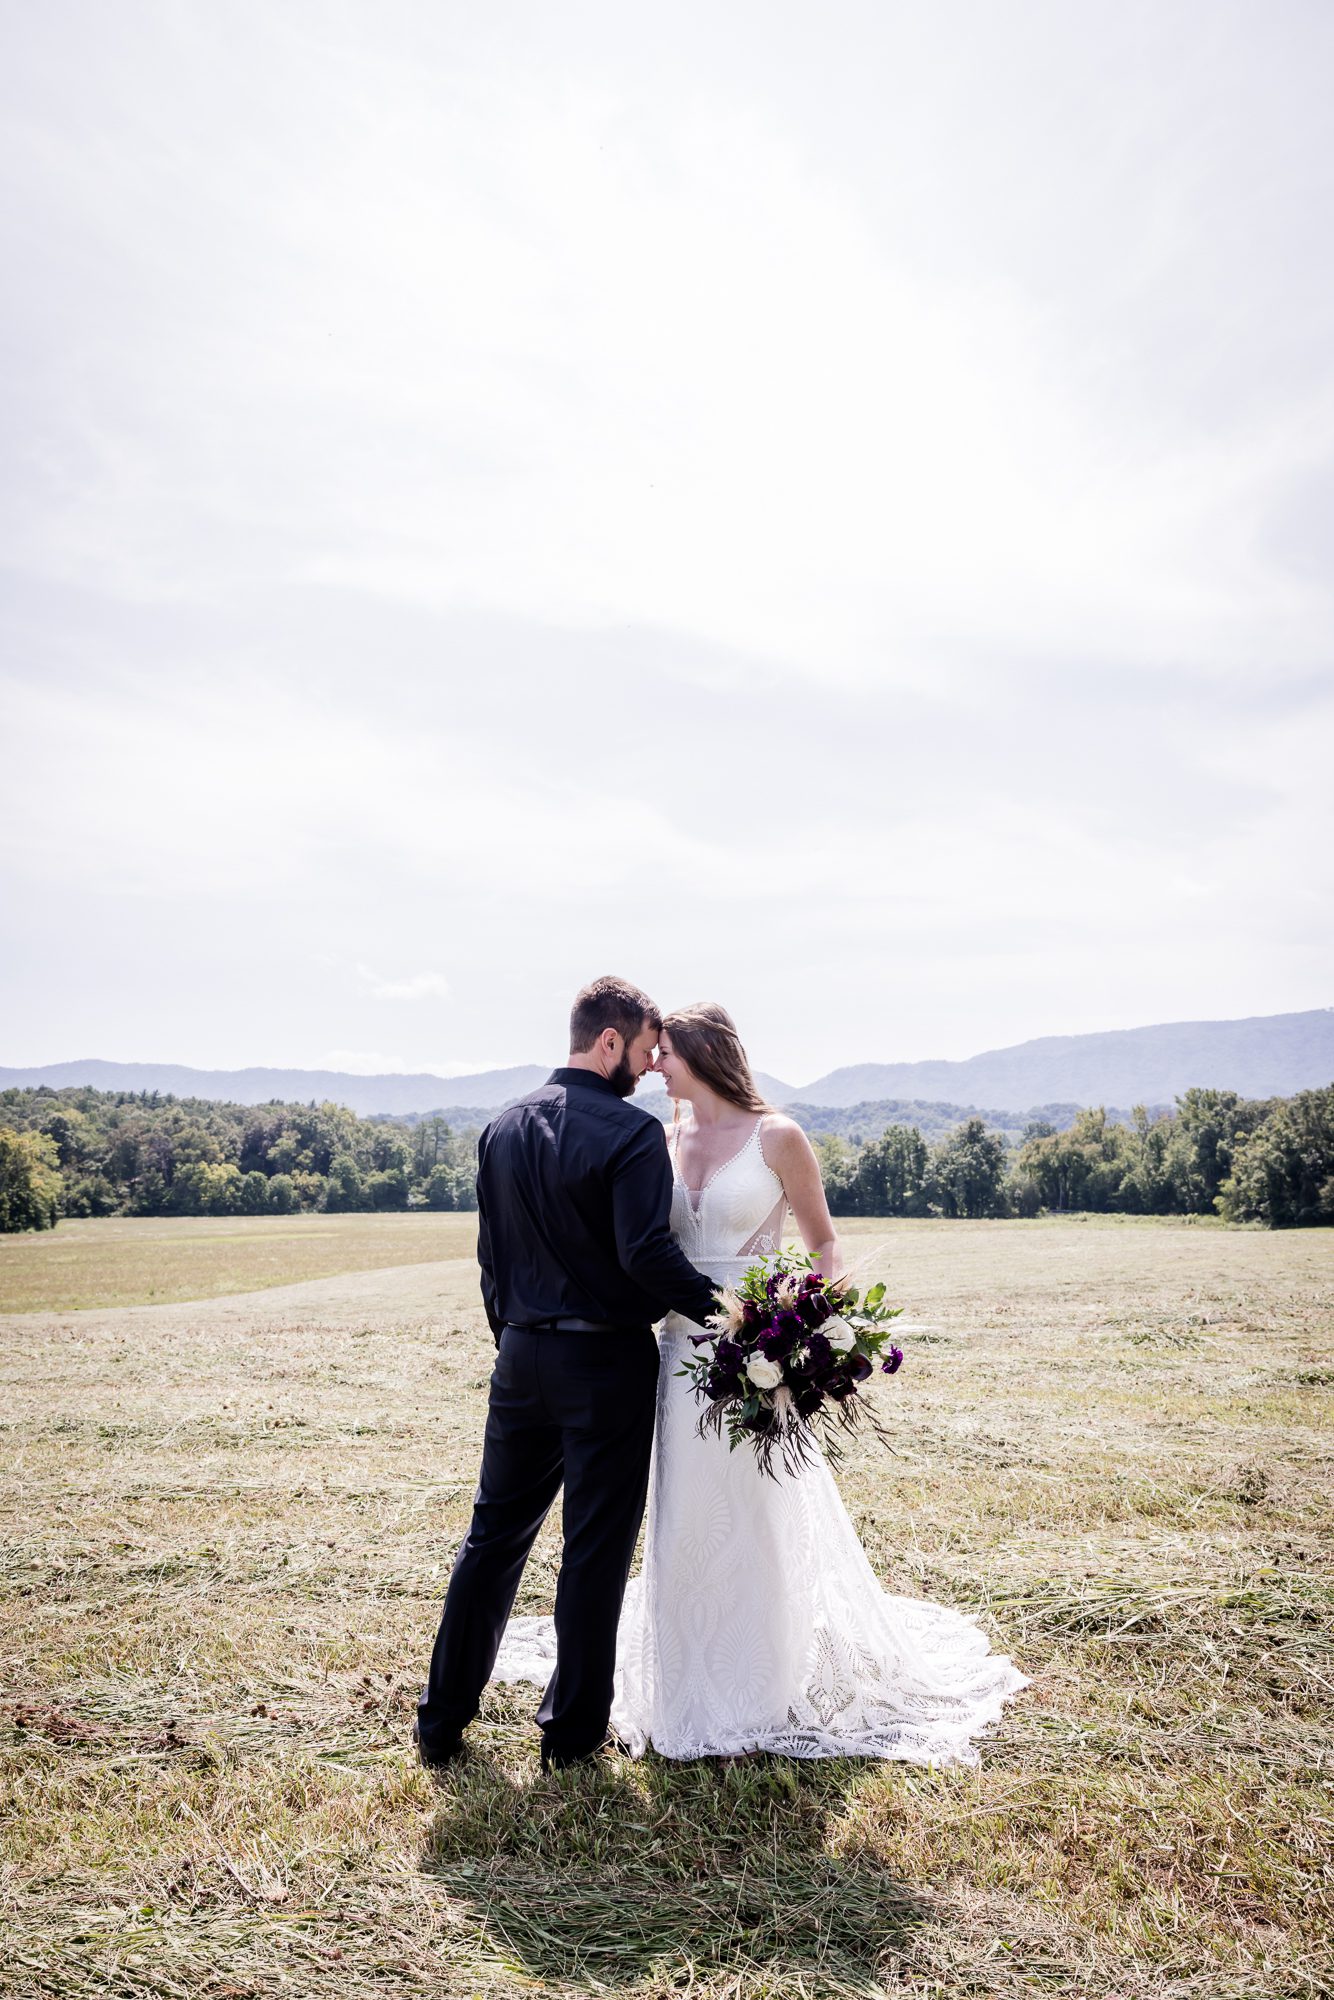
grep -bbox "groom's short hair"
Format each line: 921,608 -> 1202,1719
569,976 -> 662,1053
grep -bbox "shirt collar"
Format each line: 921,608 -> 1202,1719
549,1065 -> 621,1096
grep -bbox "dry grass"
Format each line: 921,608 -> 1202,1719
1,1214 -> 1331,1997
0,1211 -> 480,1313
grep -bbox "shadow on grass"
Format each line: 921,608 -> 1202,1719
421,1748 -> 928,1993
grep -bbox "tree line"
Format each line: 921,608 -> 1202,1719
1,1081 -> 1330,1232
813,1086 -> 1334,1228
0,1087 -> 480,1229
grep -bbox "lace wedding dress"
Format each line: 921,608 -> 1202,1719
492,1115 -> 1027,1763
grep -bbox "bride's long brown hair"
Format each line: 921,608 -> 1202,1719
661,1002 -> 771,1118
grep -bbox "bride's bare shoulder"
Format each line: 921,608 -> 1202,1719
758,1111 -> 816,1162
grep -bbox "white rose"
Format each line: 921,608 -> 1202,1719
746,1354 -> 784,1391
826,1321 -> 856,1354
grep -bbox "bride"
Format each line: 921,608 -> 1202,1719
494,1002 -> 1027,1764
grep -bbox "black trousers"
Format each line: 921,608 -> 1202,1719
417,1323 -> 659,1761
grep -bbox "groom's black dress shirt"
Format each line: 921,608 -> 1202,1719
475,1068 -> 718,1339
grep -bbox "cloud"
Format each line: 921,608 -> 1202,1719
0,1 -> 1330,1078
355,967 -> 452,1002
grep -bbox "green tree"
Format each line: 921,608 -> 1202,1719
62,1173 -> 120,1218
129,1165 -> 170,1215
421,1162 -> 475,1210
851,1126 -> 929,1216
928,1118 -> 1008,1218
0,1127 -> 62,1232
291,1171 -> 328,1211
1170,1087 -> 1270,1215
1219,1086 -> 1334,1227
370,1130 -> 411,1176
412,1116 -> 452,1177
324,1154 -> 366,1212
171,1160 -> 244,1215
1116,1106 -> 1177,1214
813,1133 -> 858,1213
366,1166 -> 410,1211
1015,1108 -> 1128,1213
37,1104 -> 92,1171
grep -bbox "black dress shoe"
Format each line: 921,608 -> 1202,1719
540,1732 -> 630,1773
412,1719 -> 465,1777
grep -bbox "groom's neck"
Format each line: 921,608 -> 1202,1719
565,1052 -> 611,1078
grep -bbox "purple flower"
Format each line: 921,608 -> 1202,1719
848,1353 -> 873,1383
760,1313 -> 803,1361
799,1289 -> 834,1327
882,1346 -> 904,1375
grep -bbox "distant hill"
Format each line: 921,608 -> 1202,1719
4,1009 -> 1328,1120
0,1059 -> 796,1120
0,1059 -> 551,1116
389,1093 -> 1152,1145
784,1099 -> 1163,1146
792,1009 -> 1334,1111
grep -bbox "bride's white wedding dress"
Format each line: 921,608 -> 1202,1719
492,1115 -> 1027,1763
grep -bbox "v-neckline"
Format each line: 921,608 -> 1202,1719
674,1116 -> 765,1207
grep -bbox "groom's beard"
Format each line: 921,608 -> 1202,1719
607,1053 -> 638,1098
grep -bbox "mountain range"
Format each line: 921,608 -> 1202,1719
785,1008 -> 1334,1109
3,1008 -> 1330,1119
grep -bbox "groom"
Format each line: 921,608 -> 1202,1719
414,975 -> 720,1772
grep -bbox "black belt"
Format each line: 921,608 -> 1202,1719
506,1317 -> 645,1335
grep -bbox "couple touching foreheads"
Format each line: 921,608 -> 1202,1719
414,975 -> 1024,1775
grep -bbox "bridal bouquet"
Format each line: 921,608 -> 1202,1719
678,1251 -> 904,1478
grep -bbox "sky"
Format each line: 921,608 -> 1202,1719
2,0 -> 1332,1087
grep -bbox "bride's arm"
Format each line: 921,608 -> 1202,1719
762,1115 -> 843,1279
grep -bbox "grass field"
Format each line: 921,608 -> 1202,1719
1,1213 -> 1331,1997
0,1211 -> 482,1313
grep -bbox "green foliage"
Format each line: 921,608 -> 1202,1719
1218,1085 -> 1334,1227
0,1125 -> 63,1232
825,1125 -> 930,1217
823,1084 -> 1334,1227
4,1076 -> 1329,1231
928,1116 -> 1008,1218
0,1087 -> 481,1221
422,1162 -> 475,1210
324,1152 -> 366,1213
366,1166 -> 411,1211
267,1172 -> 296,1214
61,1172 -> 120,1219
1016,1107 -> 1127,1213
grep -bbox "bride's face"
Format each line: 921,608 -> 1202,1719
652,1030 -> 695,1099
